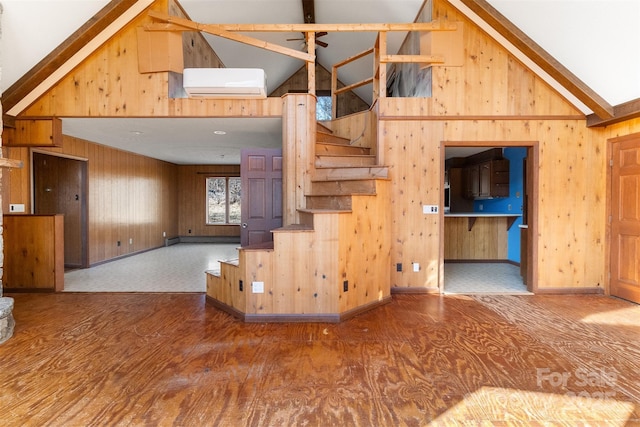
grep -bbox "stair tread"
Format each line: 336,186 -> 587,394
298,208 -> 352,214
272,224 -> 314,232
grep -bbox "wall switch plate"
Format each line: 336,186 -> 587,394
9,204 -> 25,213
343,280 -> 349,292
252,281 -> 264,293
413,262 -> 420,272
396,263 -> 402,272
423,205 -> 438,214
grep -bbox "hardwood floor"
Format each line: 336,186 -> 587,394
1,292 -> 639,425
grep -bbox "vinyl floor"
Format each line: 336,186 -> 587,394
1,292 -> 639,425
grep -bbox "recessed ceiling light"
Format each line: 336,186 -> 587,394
213,130 -> 227,135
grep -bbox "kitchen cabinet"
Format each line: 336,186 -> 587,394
464,159 -> 509,199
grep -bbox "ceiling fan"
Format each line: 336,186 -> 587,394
286,32 -> 329,49
286,0 -> 329,49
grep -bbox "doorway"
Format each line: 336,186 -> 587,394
442,143 -> 537,293
33,152 -> 89,269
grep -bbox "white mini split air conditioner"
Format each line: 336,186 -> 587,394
183,68 -> 267,98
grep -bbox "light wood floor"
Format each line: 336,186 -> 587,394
1,292 -> 639,425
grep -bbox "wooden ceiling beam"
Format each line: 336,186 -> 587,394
147,12 -> 314,63
145,19 -> 458,33
302,0 -> 315,24
587,98 -> 640,127
1,0 -> 140,116
458,0 -> 614,120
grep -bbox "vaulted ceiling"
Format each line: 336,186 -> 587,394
1,0 -> 639,164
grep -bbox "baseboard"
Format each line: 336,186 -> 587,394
205,296 -> 247,321
339,295 -> 392,321
206,295 -> 392,323
179,236 -> 240,244
391,286 -> 440,294
444,259 -> 521,266
534,287 -> 604,295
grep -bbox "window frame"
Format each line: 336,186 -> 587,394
205,176 -> 241,225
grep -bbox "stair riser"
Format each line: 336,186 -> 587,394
316,132 -> 351,145
310,180 -> 378,195
315,156 -> 376,168
306,196 -> 352,210
316,143 -> 370,156
314,167 -> 388,181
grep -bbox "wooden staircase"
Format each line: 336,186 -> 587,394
207,120 -> 391,322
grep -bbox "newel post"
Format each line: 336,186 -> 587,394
281,93 -> 316,225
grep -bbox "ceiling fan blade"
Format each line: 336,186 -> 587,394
316,32 -> 328,38
316,40 -> 329,48
286,38 -> 304,41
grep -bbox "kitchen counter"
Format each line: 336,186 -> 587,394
445,212 -> 522,231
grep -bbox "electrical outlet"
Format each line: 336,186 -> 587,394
252,281 -> 264,293
413,262 -> 420,272
117,241 -> 121,247
129,238 -> 133,245
343,280 -> 349,292
423,205 -> 439,214
479,204 -> 484,211
239,280 -> 243,292
163,231 -> 166,237
396,263 -> 402,272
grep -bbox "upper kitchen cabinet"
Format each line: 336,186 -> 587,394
466,159 -> 510,199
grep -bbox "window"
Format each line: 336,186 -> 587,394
316,95 -> 332,121
206,177 -> 241,225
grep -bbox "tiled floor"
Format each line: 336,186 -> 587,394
65,245 -> 528,294
444,262 -> 531,294
64,243 -> 239,292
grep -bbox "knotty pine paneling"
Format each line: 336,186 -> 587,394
177,165 -> 241,238
23,1 -> 175,117
381,117 -> 607,291
429,0 -> 583,118
6,135 -> 179,266
444,217 -> 508,260
272,217 -> 340,314
338,180 -> 391,313
327,110 -> 377,153
382,120 -> 443,291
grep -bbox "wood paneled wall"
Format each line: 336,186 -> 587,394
444,217 -> 509,260
326,109 -> 377,154
177,165 -> 241,238
4,135 -> 178,266
3,214 -> 64,291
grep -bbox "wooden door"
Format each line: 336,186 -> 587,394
610,137 -> 640,304
33,152 -> 88,268
240,149 -> 283,247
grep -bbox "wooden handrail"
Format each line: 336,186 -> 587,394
335,77 -> 374,96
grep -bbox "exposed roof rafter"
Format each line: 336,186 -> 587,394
587,98 -> 640,127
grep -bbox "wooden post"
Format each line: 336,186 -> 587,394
306,32 -> 316,96
282,94 -> 316,225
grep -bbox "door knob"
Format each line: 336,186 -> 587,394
242,223 -> 248,229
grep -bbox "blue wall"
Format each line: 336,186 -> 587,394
472,147 -> 527,262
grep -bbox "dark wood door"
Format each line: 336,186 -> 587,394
610,137 -> 640,304
240,149 -> 283,247
33,152 -> 88,268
